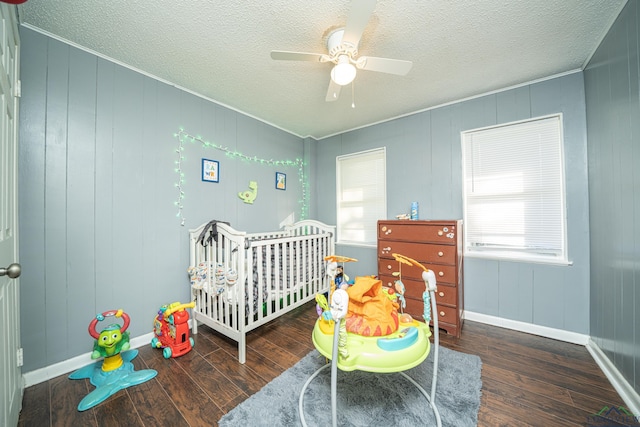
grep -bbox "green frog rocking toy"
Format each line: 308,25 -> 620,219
69,309 -> 157,411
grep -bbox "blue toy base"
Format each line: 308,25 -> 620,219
69,349 -> 157,411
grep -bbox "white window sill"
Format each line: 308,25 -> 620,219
464,251 -> 573,266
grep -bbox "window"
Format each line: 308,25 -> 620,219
461,114 -> 568,264
336,148 -> 386,246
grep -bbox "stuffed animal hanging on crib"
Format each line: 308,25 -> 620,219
188,262 -> 216,293
188,262 -> 237,299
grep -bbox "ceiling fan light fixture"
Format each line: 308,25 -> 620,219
331,56 -> 356,86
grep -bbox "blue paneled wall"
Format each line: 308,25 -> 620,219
18,28 -> 308,372
584,0 -> 640,397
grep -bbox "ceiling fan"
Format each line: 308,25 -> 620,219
270,0 -> 413,102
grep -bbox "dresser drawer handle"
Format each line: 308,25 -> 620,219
387,265 -> 392,270
438,230 -> 443,236
439,311 -> 445,317
438,291 -> 445,297
438,251 -> 444,257
438,271 -> 444,277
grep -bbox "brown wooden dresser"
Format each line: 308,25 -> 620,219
377,219 -> 463,337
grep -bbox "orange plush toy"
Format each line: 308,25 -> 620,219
345,276 -> 399,337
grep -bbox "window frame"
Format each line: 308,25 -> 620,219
335,147 -> 387,247
461,114 -> 569,265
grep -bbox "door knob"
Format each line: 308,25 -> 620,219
0,263 -> 21,278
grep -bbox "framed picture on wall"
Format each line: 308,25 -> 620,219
275,172 -> 286,190
202,158 -> 219,183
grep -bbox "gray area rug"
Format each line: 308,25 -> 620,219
219,346 -> 482,426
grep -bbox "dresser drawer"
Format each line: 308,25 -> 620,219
405,297 -> 428,321
378,261 -> 457,285
434,284 -> 457,307
434,305 -> 458,325
404,297 -> 457,325
379,275 -> 457,307
378,241 -> 456,265
379,274 -> 425,300
378,221 -> 458,244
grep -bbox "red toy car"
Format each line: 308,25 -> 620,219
151,301 -> 195,358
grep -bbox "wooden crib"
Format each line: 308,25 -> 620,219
188,220 -> 335,363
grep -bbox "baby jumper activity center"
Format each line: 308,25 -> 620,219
300,254 -> 442,427
69,309 -> 157,411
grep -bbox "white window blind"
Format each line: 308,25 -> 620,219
336,148 -> 386,246
461,115 -> 568,263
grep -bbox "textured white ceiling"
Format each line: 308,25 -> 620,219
18,0 -> 626,139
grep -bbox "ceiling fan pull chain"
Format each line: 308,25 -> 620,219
351,81 -> 356,109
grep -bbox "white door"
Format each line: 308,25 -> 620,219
0,4 -> 22,427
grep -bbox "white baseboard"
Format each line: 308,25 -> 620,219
23,331 -> 155,388
464,311 -> 590,345
587,339 -> 640,417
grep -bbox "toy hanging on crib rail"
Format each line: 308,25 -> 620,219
69,309 -> 157,411
152,301 -> 196,358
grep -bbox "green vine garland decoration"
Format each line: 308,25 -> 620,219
173,128 -> 307,225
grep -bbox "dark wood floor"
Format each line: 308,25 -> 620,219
18,302 -> 629,427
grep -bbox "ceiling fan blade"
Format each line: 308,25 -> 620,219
325,78 -> 342,102
356,56 -> 413,75
342,0 -> 377,48
270,50 -> 330,62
